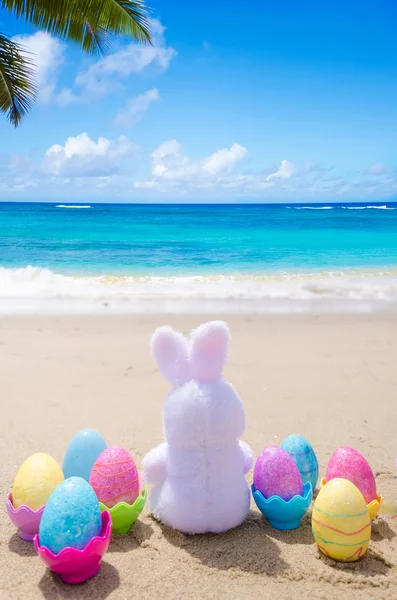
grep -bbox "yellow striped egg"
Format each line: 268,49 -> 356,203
312,478 -> 371,562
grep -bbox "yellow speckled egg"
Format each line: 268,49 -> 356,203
312,478 -> 371,562
12,453 -> 64,510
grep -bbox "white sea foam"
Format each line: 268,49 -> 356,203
290,205 -> 396,210
341,205 -> 396,210
293,206 -> 334,210
0,266 -> 396,315
56,205 -> 92,209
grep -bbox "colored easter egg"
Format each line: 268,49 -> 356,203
253,446 -> 303,501
312,478 -> 371,561
39,477 -> 102,554
281,434 -> 319,489
12,453 -> 64,511
326,446 -> 376,505
89,446 -> 140,508
63,429 -> 107,481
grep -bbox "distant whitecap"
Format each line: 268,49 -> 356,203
342,205 -> 395,210
293,206 -> 333,210
56,205 -> 92,209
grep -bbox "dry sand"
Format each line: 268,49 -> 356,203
1,314 -> 397,600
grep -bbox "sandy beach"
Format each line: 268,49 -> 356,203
1,313 -> 397,600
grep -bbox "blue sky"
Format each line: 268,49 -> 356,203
1,0 -> 397,202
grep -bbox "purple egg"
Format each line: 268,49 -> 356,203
253,446 -> 304,501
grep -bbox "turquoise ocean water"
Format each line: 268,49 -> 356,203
1,201 -> 397,313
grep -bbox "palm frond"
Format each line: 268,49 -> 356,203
0,32 -> 37,126
1,0 -> 152,55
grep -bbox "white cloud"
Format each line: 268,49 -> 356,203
43,132 -> 138,177
56,88 -> 82,108
139,140 -> 248,188
59,19 -> 176,105
3,132 -> 397,201
151,139 -> 188,179
202,144 -> 248,175
115,88 -> 160,127
266,159 -> 296,181
365,163 -> 387,175
13,32 -> 64,103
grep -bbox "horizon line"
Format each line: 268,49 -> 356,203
1,200 -> 397,207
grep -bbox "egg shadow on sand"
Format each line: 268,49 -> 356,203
371,519 -> 396,542
264,513 -> 314,546
38,561 -> 120,600
159,510 -> 289,576
318,548 -> 392,578
108,520 -> 154,553
8,533 -> 37,557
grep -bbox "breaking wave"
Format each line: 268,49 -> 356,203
0,266 -> 396,314
341,205 -> 396,210
56,205 -> 92,209
290,205 -> 396,210
292,206 -> 333,210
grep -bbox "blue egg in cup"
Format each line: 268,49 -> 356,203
281,434 -> 319,490
34,477 -> 112,584
251,446 -> 313,530
63,429 -> 107,481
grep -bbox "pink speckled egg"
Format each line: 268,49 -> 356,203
326,446 -> 376,504
253,446 -> 304,501
89,446 -> 140,508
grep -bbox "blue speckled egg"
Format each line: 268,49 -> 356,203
281,434 -> 319,489
63,429 -> 107,481
39,477 -> 102,554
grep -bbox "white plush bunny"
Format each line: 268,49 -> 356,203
143,320 -> 252,534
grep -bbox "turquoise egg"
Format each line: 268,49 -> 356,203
39,477 -> 102,554
281,434 -> 319,489
63,429 -> 107,481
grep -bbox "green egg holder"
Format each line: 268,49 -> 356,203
99,488 -> 147,534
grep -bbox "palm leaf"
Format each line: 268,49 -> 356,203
1,0 -> 152,54
0,32 -> 37,126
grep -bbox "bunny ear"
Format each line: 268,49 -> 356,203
190,321 -> 230,382
151,326 -> 191,386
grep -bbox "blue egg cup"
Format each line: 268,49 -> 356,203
251,481 -> 313,530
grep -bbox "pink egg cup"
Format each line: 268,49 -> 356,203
6,492 -> 45,542
34,511 -> 112,585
